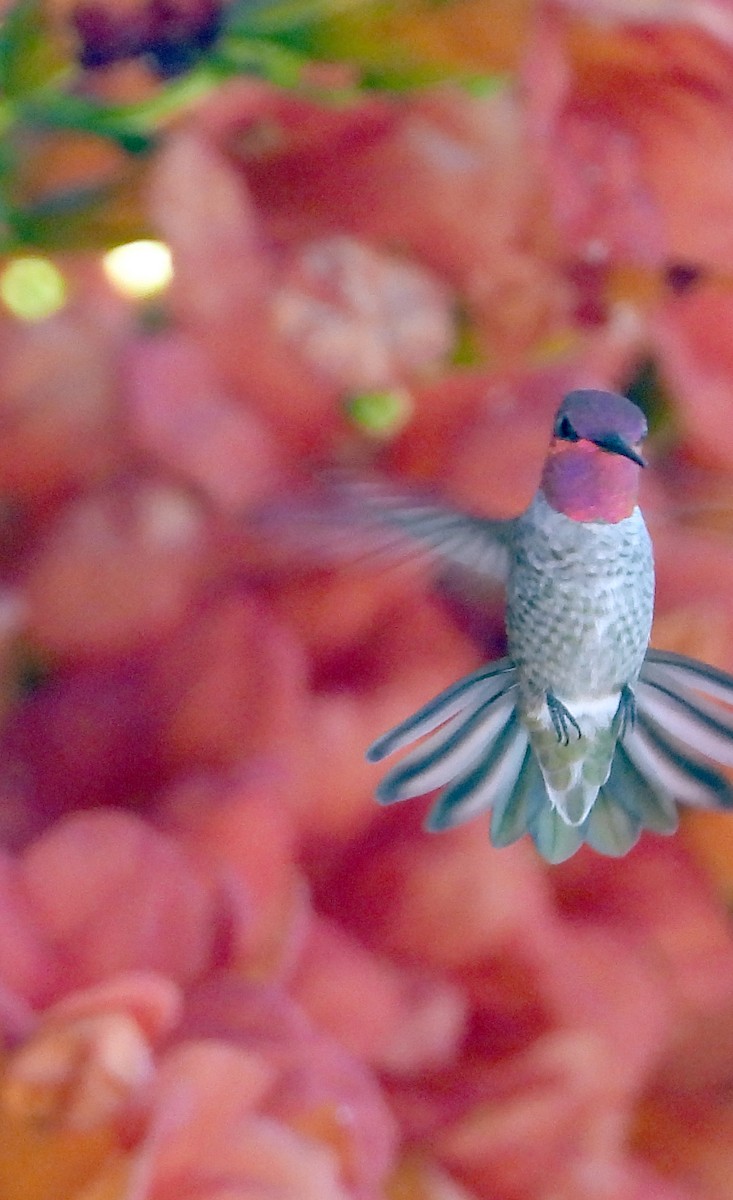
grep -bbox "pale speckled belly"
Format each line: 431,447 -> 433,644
505,497 -> 655,706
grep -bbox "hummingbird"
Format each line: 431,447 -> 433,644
354,389 -> 733,863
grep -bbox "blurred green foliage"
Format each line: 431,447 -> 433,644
0,0 -> 503,252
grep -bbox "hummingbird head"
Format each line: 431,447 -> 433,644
540,390 -> 648,523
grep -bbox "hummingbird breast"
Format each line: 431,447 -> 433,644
506,493 -> 655,708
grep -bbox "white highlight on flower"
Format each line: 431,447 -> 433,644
2,1013 -> 154,1131
102,239 -> 173,300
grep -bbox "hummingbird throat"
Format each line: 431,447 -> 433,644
540,440 -> 640,523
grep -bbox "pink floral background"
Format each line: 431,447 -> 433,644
4,1 -> 733,1197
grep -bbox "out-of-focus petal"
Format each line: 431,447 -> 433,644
0,315 -> 121,504
652,521 -> 733,670
159,767 -> 308,981
20,811 -> 216,991
24,481 -> 209,660
0,851 -> 60,1011
149,590 -> 309,771
125,330 -> 283,513
335,820 -> 554,970
553,838 -> 733,1018
272,234 -> 454,392
291,915 -> 468,1073
128,1039 -> 348,1200
148,128 -> 340,455
2,1012 -> 154,1133
0,660 -> 168,829
432,1030 -> 628,1196
523,9 -> 733,270
651,285 -> 733,471
178,972 -> 398,1198
45,973 -> 182,1043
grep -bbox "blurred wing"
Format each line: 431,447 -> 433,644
329,476 -> 513,583
255,475 -> 512,585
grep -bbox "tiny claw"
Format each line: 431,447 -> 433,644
547,693 -> 582,745
616,684 -> 636,740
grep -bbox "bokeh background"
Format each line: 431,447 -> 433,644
3,1 -> 733,1197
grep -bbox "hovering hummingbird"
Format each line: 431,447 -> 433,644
353,389 -> 733,863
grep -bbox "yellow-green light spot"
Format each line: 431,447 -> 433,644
102,239 -> 173,300
0,256 -> 67,321
346,388 -> 413,439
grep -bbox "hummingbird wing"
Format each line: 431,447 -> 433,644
325,476 -> 513,583
255,475 -> 513,584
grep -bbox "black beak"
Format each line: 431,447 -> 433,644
590,432 -> 647,468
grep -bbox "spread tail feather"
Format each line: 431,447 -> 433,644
527,804 -> 585,864
373,689 -> 518,805
367,658 -> 515,763
490,746 -> 547,848
426,712 -> 528,831
367,650 -> 733,863
642,649 -> 733,708
632,651 -> 733,810
369,660 -> 519,806
583,789 -> 643,858
601,742 -> 679,835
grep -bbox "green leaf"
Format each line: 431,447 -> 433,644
3,172 -> 149,253
5,209 -> 149,253
624,356 -> 673,436
16,93 -> 157,154
0,0 -> 70,97
214,34 -> 311,87
450,305 -> 485,367
225,0 -> 366,37
361,61 -> 504,93
15,63 -> 227,154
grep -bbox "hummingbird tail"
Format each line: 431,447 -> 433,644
368,659 -> 529,825
367,664 -> 588,862
630,650 -> 733,808
367,651 -> 733,865
526,654 -> 733,861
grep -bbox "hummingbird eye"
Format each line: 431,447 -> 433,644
556,415 -> 579,442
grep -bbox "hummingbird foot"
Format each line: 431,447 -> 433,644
546,692 -> 582,745
616,685 -> 636,740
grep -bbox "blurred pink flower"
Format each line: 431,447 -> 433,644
146,107 -> 455,458
523,3 -> 733,270
0,790 -> 731,1197
0,809 -> 399,1198
3,4 -> 733,1198
0,310 -> 122,505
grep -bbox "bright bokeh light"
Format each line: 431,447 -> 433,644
102,240 -> 174,300
0,256 -> 67,321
